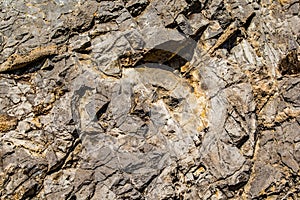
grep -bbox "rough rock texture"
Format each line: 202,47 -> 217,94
0,0 -> 299,199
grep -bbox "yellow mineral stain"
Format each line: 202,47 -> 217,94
0,114 -> 18,133
265,196 -> 277,200
31,117 -> 42,128
185,68 -> 209,131
193,166 -> 206,177
279,0 -> 291,5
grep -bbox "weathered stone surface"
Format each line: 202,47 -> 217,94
0,0 -> 299,199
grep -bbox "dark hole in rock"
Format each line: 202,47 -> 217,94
21,183 -> 39,200
131,109 -> 151,121
3,56 -> 55,75
95,101 -> 110,120
228,172 -> 250,191
42,63 -> 54,71
67,119 -> 75,125
71,129 -> 79,139
165,22 -> 178,29
58,67 -> 70,77
141,48 -> 182,65
243,12 -> 256,30
219,29 -> 242,52
236,135 -> 249,149
163,96 -> 183,109
69,195 -> 77,200
73,41 -> 92,54
184,0 -> 202,15
117,39 -> 197,78
135,39 -> 196,73
126,2 -> 149,17
278,49 -> 300,75
51,27 -> 70,39
191,23 -> 209,41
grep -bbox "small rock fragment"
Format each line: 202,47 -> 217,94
0,114 -> 18,132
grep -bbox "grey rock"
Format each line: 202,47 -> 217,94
0,0 -> 300,199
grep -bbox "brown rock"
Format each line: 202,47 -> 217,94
0,114 -> 17,133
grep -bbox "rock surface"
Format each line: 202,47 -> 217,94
0,0 -> 299,199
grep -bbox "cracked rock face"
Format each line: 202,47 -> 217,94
0,0 -> 299,199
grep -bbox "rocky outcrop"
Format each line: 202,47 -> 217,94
0,0 -> 299,199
